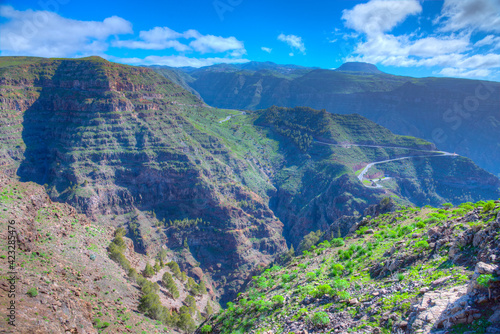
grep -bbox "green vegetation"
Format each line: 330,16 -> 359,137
203,199 -> 500,333
27,287 -> 38,297
161,272 -> 179,298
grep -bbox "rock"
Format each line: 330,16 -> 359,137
476,262 -> 497,275
489,310 -> 500,324
431,276 -> 451,287
420,287 -> 430,294
427,227 -> 440,237
348,298 -> 359,306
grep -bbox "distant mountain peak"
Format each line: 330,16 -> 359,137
335,62 -> 383,74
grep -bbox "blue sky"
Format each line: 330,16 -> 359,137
1,0 -> 499,81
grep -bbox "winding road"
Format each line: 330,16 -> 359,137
218,111 -> 247,123
315,140 -> 458,189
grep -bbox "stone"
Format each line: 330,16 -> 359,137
420,287 -> 430,294
348,298 -> 359,306
431,276 -> 451,287
489,310 -> 500,324
476,262 -> 497,275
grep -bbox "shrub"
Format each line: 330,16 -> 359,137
331,238 -> 345,247
27,287 -> 38,297
477,274 -> 493,288
414,240 -> 430,251
311,311 -> 330,326
482,201 -> 495,212
332,279 -> 349,291
201,325 -> 213,333
337,290 -> 351,300
305,272 -> 316,281
311,284 -> 333,298
272,294 -> 285,305
330,263 -> 345,277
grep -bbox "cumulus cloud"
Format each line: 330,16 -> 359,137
113,26 -> 246,56
278,34 -> 306,54
437,67 -> 492,78
113,27 -> 189,51
189,35 -> 244,54
0,5 -> 132,57
436,0 -> 500,33
342,0 -> 422,36
261,47 -> 272,53
113,55 -> 250,68
341,0 -> 500,79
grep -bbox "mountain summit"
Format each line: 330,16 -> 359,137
335,62 -> 383,74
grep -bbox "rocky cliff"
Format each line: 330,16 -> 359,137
0,56 -> 287,304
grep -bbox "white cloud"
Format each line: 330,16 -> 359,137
341,0 -> 500,79
278,33 -> 306,54
289,52 -> 294,57
189,35 -> 245,54
437,0 -> 500,33
342,0 -> 422,36
0,5 -> 132,57
261,47 -> 272,53
114,55 -> 250,68
474,35 -> 500,49
113,26 -> 246,56
437,67 -> 492,78
113,27 -> 189,51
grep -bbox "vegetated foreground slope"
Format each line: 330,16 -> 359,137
164,62 -> 500,177
0,56 -> 499,314
0,174 -> 223,333
201,199 -> 500,334
0,174 -> 172,334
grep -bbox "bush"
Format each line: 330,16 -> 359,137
27,287 -> 38,297
201,325 -> 213,333
272,294 -> 285,305
311,311 -> 330,326
305,272 -> 316,281
477,274 -> 493,288
332,279 -> 349,291
414,240 -> 430,251
311,284 -> 333,298
482,201 -> 495,212
337,290 -> 350,300
331,238 -> 345,247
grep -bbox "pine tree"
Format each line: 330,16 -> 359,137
167,261 -> 182,279
198,279 -> 207,295
143,263 -> 155,278
162,272 -> 179,298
